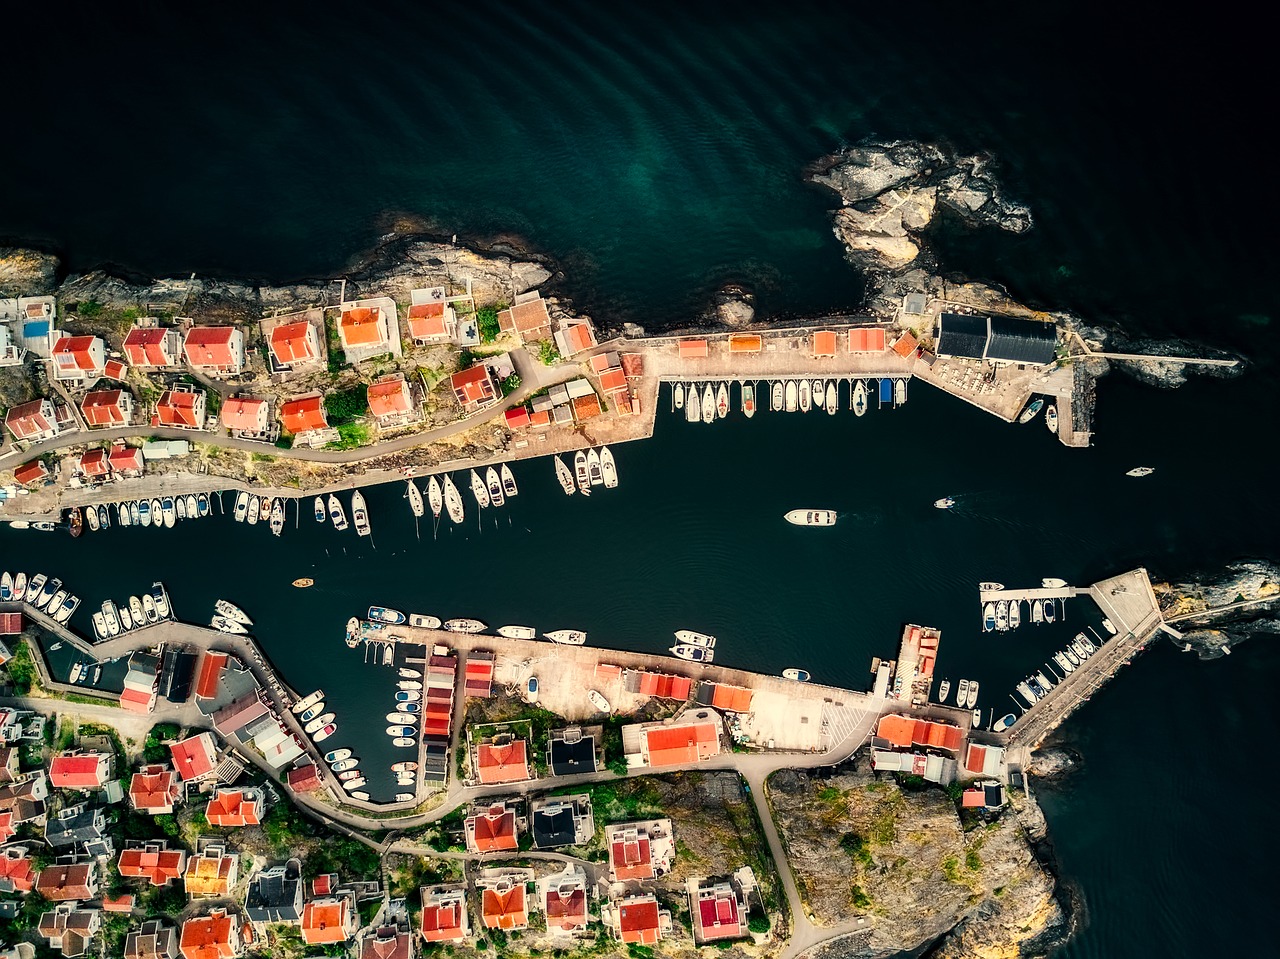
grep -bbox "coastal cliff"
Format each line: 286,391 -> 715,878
770,767 -> 1064,958
1155,560 -> 1280,657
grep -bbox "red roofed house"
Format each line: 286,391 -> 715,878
81,389 -> 134,428
689,877 -> 749,944
478,875 -> 529,931
221,397 -> 271,438
338,305 -> 391,354
474,736 -> 532,786
103,359 -> 127,381
464,802 -> 518,853
555,320 -> 597,357
38,905 -> 102,958
812,330 -> 837,356
5,398 -> 59,443
286,763 -> 322,794
504,406 -> 530,429
359,926 -> 414,959
182,326 -> 245,376
301,896 -> 358,945
49,751 -> 112,790
76,448 -> 111,480
129,765 -> 182,815
108,444 -> 145,477
612,894 -> 669,946
169,733 -> 218,783
51,334 -> 106,382
119,841 -> 187,887
194,652 -> 227,700
640,721 -> 721,769
606,820 -> 675,882
123,326 -> 181,368
205,788 -> 264,828
179,908 -> 246,959
875,714 -> 964,753
496,296 -> 551,344
892,330 -> 918,358
572,393 -> 602,421
268,321 -> 320,369
184,847 -> 239,899
539,865 -> 589,936
279,394 -> 328,436
13,459 -> 50,486
407,287 -> 456,343
154,387 -> 207,430
598,368 -> 627,395
848,327 -> 888,353
367,374 -> 418,428
0,845 -> 37,893
449,364 -> 499,413
35,861 -> 99,901
419,885 -> 469,943
678,339 -> 708,359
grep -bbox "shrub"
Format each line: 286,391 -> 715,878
500,373 -> 521,397
143,723 -> 180,763
748,913 -> 771,934
5,641 -> 37,694
76,300 -> 104,318
537,340 -> 561,365
851,885 -> 872,909
324,385 -> 369,424
477,306 -> 501,343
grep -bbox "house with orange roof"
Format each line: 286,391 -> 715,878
359,926 -> 415,959
204,787 -> 264,828
892,330 -> 918,358
154,387 -> 207,430
538,864 -> 589,936
170,733 -> 218,783
696,682 -> 754,714
80,389 -> 134,428
728,333 -> 762,353
964,742 -> 1005,778
812,330 -> 838,356
449,363 -> 500,413
847,327 -> 888,353
464,801 -> 519,853
496,295 -> 552,344
38,904 -> 102,958
301,895 -> 358,945
337,299 -> 399,361
103,358 -> 126,380
597,367 -> 627,395
184,846 -> 239,899
13,459 -> 50,487
268,320 -> 321,371
279,394 -> 328,437
49,751 -> 112,791
605,819 -> 674,882
108,443 -> 145,477
476,870 -> 532,932
367,374 -> 419,428
473,735 -> 532,786
572,392 -> 602,421
407,287 -> 456,343
50,334 -> 106,382
678,338 -> 708,359
193,652 -> 227,700
182,326 -> 245,376
179,908 -> 246,959
124,325 -> 182,368
129,765 -> 182,815
0,845 -> 37,893
610,894 -> 670,945
418,885 -> 469,943
76,448 -> 111,480
555,319 -> 597,357
220,397 -> 272,439
874,714 -> 963,753
636,719 -> 721,769
118,840 -> 187,887
35,860 -> 99,901
5,398 -> 60,443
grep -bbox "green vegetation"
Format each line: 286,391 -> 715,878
840,831 -> 873,868
941,855 -> 962,883
275,435 -> 294,450
251,452 -> 275,462
477,306 -> 501,343
142,881 -> 186,920
457,348 -> 476,370
748,913 -> 771,934
324,384 -> 369,423
817,785 -> 843,803
326,422 -> 373,450
143,722 -> 180,763
0,890 -> 50,941
965,847 -> 983,871
851,885 -> 873,909
500,372 -> 522,397
536,339 -> 561,365
5,639 -> 37,694
76,299 -> 104,318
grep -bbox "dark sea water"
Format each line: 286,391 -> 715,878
2,2 -> 1276,955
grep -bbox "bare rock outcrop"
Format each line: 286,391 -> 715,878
0,246 -> 60,296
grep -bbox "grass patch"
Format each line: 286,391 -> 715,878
325,422 -> 373,450
324,384 -> 369,424
477,306 -> 501,343
5,639 -> 37,694
851,884 -> 872,909
941,855 -> 962,883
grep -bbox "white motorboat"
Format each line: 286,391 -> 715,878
152,583 -> 170,618
386,726 -> 415,737
1016,680 -> 1038,705
329,494 -> 348,530
716,382 -> 729,418
937,678 -> 951,703
394,793 -> 416,803
443,618 -> 486,633
686,382 -> 700,422
102,601 -> 120,636
392,738 -> 415,748
409,614 -> 442,629
0,572 -> 11,600
1044,600 -> 1056,623
118,604 -> 133,630
369,606 -> 407,625
673,382 -> 684,409
497,625 -> 537,639
486,466 -> 505,507
341,778 -> 367,793
27,573 -> 47,603
1041,577 -> 1068,589
825,381 -> 837,414
853,379 -> 868,416
12,572 -> 26,602
406,480 -> 424,518
1009,601 -> 1021,629
443,475 -> 465,523
785,380 -> 798,411
994,713 -> 1018,732
743,382 -> 756,418
129,596 -> 144,625
600,447 -> 618,489
351,490 -> 371,537
770,381 -> 783,411
469,469 -> 490,508
268,499 -> 284,536
305,712 -> 336,734
956,679 -> 970,707
1080,632 -> 1098,653
588,689 -> 610,712
37,577 -> 60,609
337,770 -> 363,782
784,509 -> 836,526
315,496 -> 326,522
934,497 -> 956,509
701,383 -> 715,424
47,589 -> 67,618
501,463 -> 518,498
176,496 -> 187,521
1064,645 -> 1080,666
574,451 -> 591,495
300,703 -> 326,723
996,602 -> 1010,631
293,690 -> 325,714
130,501 -> 141,526
54,596 -> 79,625
386,712 -> 417,724
215,600 -> 252,626
782,668 -> 810,682
670,643 -> 713,663
1101,618 -> 1117,635
211,616 -> 249,635
545,629 -> 587,645
1126,466 -> 1155,477
1035,670 -> 1055,691
554,456 -> 575,495
398,668 -> 422,679
161,498 -> 176,528
234,492 -> 248,522
674,629 -> 716,648
983,602 -> 997,632
248,495 -> 261,526
391,761 -> 418,773
91,611 -> 107,639
1032,601 -> 1044,625
813,379 -> 825,409
1070,638 -> 1090,660
1045,403 -> 1059,434
1018,398 -> 1044,424
798,379 -> 811,412
325,748 -> 352,763
978,581 -> 1005,592
117,503 -> 131,527
972,708 -> 982,727
1058,650 -> 1077,675
142,593 -> 158,623
69,663 -> 83,684
894,379 -> 906,406
92,665 -> 102,684
586,449 -> 603,486
86,508 -> 99,532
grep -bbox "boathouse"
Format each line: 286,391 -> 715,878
935,312 -> 1058,367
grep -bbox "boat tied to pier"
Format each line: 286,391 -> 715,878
315,497 -> 325,522
369,606 -> 407,625
601,447 -> 618,489
782,668 -> 810,682
716,382 -> 729,418
329,494 -> 348,531
497,625 -> 537,639
798,379 -> 811,412
938,678 -> 951,703
994,713 -> 1017,732
215,600 -> 252,626
443,475 -> 465,523
770,381 -> 783,411
406,480 -> 424,518
351,490 -> 371,536
501,463 -> 518,498
687,382 -> 701,422
211,616 -> 248,635
1045,403 -> 1059,434
545,629 -> 587,645
670,643 -> 713,663
785,380 -> 798,412
743,382 -> 756,417
784,509 -> 836,526
469,469 -> 490,508
1018,398 -> 1044,424
293,690 -> 324,714
674,629 -> 716,648
443,618 -> 486,633
555,456 -> 575,495
486,466 -> 504,507
853,379 -> 868,416
702,383 -> 715,424
587,449 -> 603,486
673,382 -> 684,409
409,614 -> 441,629
269,499 -> 285,536
427,476 -> 443,519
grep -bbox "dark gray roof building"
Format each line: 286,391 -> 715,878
548,733 -> 597,777
985,316 -> 1058,365
44,805 -> 107,849
245,860 -> 304,926
935,313 -> 989,359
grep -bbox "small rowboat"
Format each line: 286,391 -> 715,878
293,578 -> 314,588
443,618 -> 486,633
782,668 -> 810,682
588,689 -> 610,712
497,625 -> 537,639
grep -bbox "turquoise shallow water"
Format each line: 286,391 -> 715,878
2,2 -> 1277,954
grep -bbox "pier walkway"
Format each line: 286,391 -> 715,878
979,584 -> 1081,604
1164,594 -> 1279,623
0,601 -> 95,657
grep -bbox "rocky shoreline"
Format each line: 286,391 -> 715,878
1155,559 -> 1280,658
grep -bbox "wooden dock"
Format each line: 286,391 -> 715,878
978,585 -> 1081,604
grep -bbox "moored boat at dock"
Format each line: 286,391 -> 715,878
176,496 -> 187,521
1017,680 -> 1039,705
996,601 -> 1010,631
1042,577 -> 1068,588
994,713 -> 1017,732
674,629 -> 715,648
813,379 -> 825,409
369,606 -> 407,625
1043,599 -> 1056,623
687,382 -> 700,422
670,643 -> 713,662
443,618 -> 486,633
853,379 -> 868,416
702,383 -> 715,423
386,725 -> 414,737
586,449 -> 603,486
443,476 -> 465,523
1018,398 -> 1044,424
131,502 -> 142,525
117,503 -> 131,527
142,593 -> 158,623
770,381 -> 783,411
211,616 -> 248,635
938,678 -> 951,703
0,573 -> 10,601
293,690 -> 325,714
825,380 -> 837,414
351,490 -> 371,536
427,476 -> 443,519
966,681 -> 979,708
1045,403 -> 1059,434
130,596 -> 144,626
497,625 -> 537,639
13,573 -> 27,602
784,509 -> 836,526
782,668 -> 810,682
80,507 -> 93,534
555,456 -> 575,495
305,712 -> 335,734
409,614 -> 441,629
325,748 -> 352,764
469,469 -> 490,508
798,379 -> 811,412
162,497 -> 176,528
743,383 -> 756,417
486,466 -> 505,507
673,382 -> 684,408
314,497 -> 325,521
102,600 -> 120,636
386,712 -> 417,724
215,600 -> 252,626
716,382 -> 729,418
600,447 -> 618,489
398,668 -> 421,679
785,380 -> 797,412
545,629 -> 587,645
501,463 -> 518,498
1031,601 -> 1044,625
406,480 -> 424,518
1101,618 -> 1117,635
1009,601 -> 1021,629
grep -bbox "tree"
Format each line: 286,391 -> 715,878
748,913 -> 771,934
477,307 -> 501,343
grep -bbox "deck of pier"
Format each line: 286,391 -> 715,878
0,601 -> 96,657
978,585 -> 1081,604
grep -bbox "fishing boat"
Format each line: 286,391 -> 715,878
392,738 -> 415,748
588,689 -> 610,712
409,614 -> 441,629
247,495 -> 260,525
198,493 -> 209,517
673,382 -> 684,408
142,593 -> 158,623
13,573 -> 26,602
176,496 -> 187,521
1126,466 -> 1155,477
386,725 -> 415,737
716,382 -> 729,418
497,625 -> 537,639
1045,403 -> 1059,434
501,463 -> 518,498
770,381 -> 783,411
211,616 -> 249,635
1101,618 -> 1117,635
937,678 -> 951,703
674,629 -> 716,648
743,383 -> 756,417
293,690 -> 325,714
368,607 -> 406,625
130,502 -> 141,526
300,703 -> 326,723
443,618 -> 486,633
545,629 -> 587,645
894,378 -> 906,406
1041,577 -> 1068,588
782,668 -> 810,682
852,379 -> 868,416
784,509 -> 836,526
269,498 -> 285,536
956,678 -> 970,707
600,447 -> 618,489
329,494 -> 348,530
798,379 -> 811,412
395,689 -> 421,702
84,507 -> 98,533
443,476 -> 465,522
406,480 -> 424,518
996,602 -> 1010,631
1018,398 -> 1044,424
687,383 -> 700,422
825,381 -> 837,414
469,469 -> 490,508
305,712 -> 336,734
484,466 -> 504,507
102,601 -> 121,636
69,663 -> 83,684
586,449 -> 603,486
0,572 -> 10,600
554,456 -> 575,495
934,497 -> 956,509
785,380 -> 798,412
1043,600 -> 1056,623
153,583 -> 170,618
1031,602 -> 1044,625
215,600 -> 251,625
398,668 -> 421,679
162,497 -> 176,528
386,712 -> 417,724
670,644 -> 713,663
994,713 -> 1017,732
1054,651 -> 1074,674
351,490 -> 371,536
325,748 -> 352,764
812,379 -> 825,410
701,383 -> 715,424
1009,601 -> 1021,629
293,578 -> 314,588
